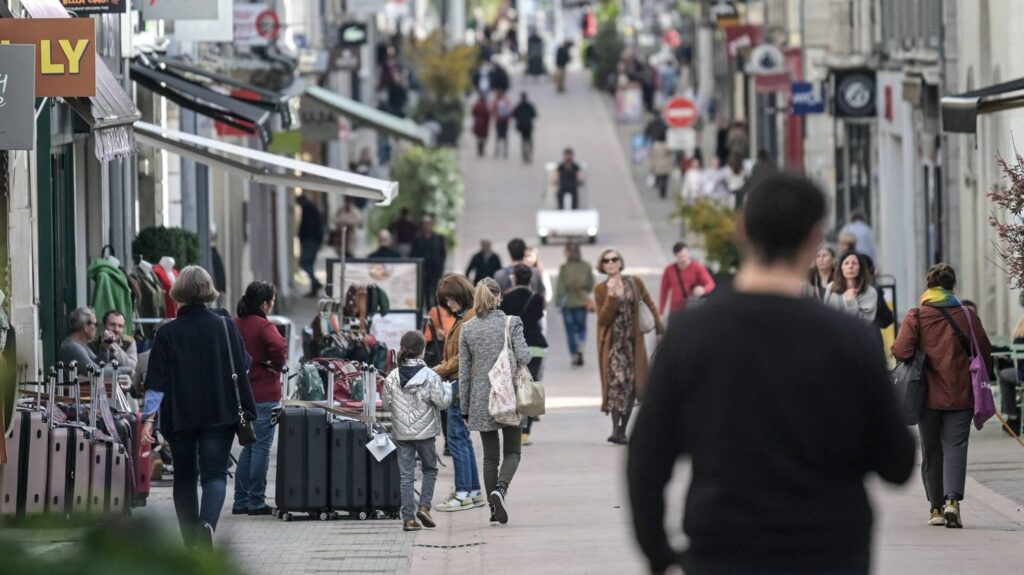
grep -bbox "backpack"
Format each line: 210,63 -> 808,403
293,363 -> 326,401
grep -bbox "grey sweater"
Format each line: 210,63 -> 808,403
458,310 -> 532,432
823,285 -> 878,323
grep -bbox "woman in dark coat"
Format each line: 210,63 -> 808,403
499,265 -> 547,445
472,93 -> 491,158
141,266 -> 256,548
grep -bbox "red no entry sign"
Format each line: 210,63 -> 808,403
663,97 -> 698,129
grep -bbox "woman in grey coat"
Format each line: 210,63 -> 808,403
458,277 -> 531,525
823,252 -> 877,322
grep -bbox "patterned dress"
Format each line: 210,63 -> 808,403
606,278 -> 637,413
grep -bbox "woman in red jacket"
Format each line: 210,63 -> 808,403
231,281 -> 287,516
472,92 -> 491,158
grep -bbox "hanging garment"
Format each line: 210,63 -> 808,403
152,265 -> 179,319
89,258 -> 136,336
131,268 -> 166,332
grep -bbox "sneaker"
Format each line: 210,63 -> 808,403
417,506 -> 436,528
488,504 -> 499,526
471,491 -> 487,508
577,353 -> 585,367
231,507 -> 247,516
928,507 -> 946,526
196,522 -> 214,548
434,494 -> 475,512
489,483 -> 509,525
247,505 -> 274,516
443,445 -> 452,457
522,433 -> 532,446
943,499 -> 963,529
403,519 -> 423,532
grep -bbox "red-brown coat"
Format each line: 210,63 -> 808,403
594,276 -> 664,413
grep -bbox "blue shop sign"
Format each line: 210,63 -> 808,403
791,81 -> 825,115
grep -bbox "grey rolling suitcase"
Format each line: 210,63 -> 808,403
47,363 -> 92,516
0,382 -> 49,517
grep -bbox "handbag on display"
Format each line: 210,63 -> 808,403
222,318 -> 256,446
488,317 -> 523,427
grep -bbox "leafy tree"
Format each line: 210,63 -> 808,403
673,197 -> 739,273
370,147 -> 465,246
133,227 -> 201,267
591,19 -> 624,91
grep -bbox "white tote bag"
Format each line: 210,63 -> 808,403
488,317 -> 522,426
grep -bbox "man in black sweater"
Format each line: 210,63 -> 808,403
628,173 -> 915,574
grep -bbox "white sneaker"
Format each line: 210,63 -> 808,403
434,494 -> 475,512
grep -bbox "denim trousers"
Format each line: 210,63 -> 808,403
299,240 -> 322,289
446,402 -> 480,493
167,424 -> 236,545
918,406 -> 972,507
480,426 -> 522,496
562,307 -> 588,356
233,402 -> 278,509
396,438 -> 439,521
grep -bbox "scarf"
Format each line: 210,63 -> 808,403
919,287 -> 961,308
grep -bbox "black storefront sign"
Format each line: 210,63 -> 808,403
833,69 -> 877,118
338,23 -> 368,47
60,0 -> 126,14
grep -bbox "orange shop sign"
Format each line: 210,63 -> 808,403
0,18 -> 95,97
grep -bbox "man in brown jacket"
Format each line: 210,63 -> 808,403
431,274 -> 486,512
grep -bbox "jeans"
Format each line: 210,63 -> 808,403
558,188 -> 579,210
655,174 -> 669,199
397,439 -> 439,521
918,407 -> 972,507
520,131 -> 533,163
446,401 -> 480,493
562,307 -> 588,356
480,426 -> 522,496
167,424 -> 236,545
299,240 -> 322,290
233,402 -> 278,510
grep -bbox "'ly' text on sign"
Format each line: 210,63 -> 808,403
0,18 -> 96,98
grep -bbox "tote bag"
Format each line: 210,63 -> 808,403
963,308 -> 997,430
488,317 -> 522,426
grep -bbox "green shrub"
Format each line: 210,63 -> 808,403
591,19 -> 624,90
674,197 -> 739,273
133,227 -> 201,268
370,147 -> 465,246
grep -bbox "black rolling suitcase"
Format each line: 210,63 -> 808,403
368,438 -> 401,518
274,406 -> 330,521
328,419 -> 369,518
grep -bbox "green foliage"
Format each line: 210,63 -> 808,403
674,197 -> 740,273
133,227 -> 201,268
591,19 -> 624,90
596,0 -> 620,23
0,517 -> 239,574
407,32 -> 478,104
370,147 -> 465,245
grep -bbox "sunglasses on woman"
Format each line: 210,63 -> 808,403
602,257 -> 620,264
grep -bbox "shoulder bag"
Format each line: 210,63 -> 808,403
890,308 -> 927,425
935,306 -> 996,429
487,317 -> 522,426
635,277 -> 657,334
222,318 -> 257,446
510,301 -> 547,417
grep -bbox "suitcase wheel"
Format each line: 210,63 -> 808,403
319,511 -> 331,521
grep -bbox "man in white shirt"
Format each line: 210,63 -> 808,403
839,210 -> 877,263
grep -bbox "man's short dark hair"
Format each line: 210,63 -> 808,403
850,209 -> 866,222
742,173 -> 826,264
512,264 -> 533,287
672,242 -> 688,255
507,238 -> 527,261
102,310 -> 125,325
563,148 -> 573,156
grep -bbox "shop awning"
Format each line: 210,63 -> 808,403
941,77 -> 1024,133
304,86 -> 433,147
20,0 -> 141,161
144,55 -> 296,129
134,122 -> 398,203
132,63 -> 274,145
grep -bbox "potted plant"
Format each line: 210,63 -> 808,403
133,227 -> 201,266
673,196 -> 740,282
408,33 -> 479,147
369,146 -> 465,246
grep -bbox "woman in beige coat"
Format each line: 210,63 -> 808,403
594,248 -> 664,444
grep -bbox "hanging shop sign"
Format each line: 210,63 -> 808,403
60,0 -> 126,15
725,25 -> 763,59
140,0 -> 219,21
747,44 -> 785,75
297,49 -> 329,75
0,44 -> 37,150
833,69 -> 877,118
331,47 -> 361,71
709,0 -> 739,28
791,82 -> 826,115
299,95 -> 341,142
234,4 -> 280,47
0,19 -> 96,97
338,22 -> 368,47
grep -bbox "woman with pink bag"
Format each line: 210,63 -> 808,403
892,263 -> 994,529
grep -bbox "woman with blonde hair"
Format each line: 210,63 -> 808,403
594,248 -> 663,444
141,266 -> 256,548
458,277 -> 531,525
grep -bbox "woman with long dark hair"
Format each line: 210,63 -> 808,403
141,266 -> 256,548
231,281 -> 287,516
823,251 -> 877,322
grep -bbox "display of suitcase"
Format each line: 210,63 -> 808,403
0,406 -> 49,517
86,365 -> 129,515
64,362 -> 93,515
328,419 -> 369,517
274,406 -> 330,521
368,444 -> 401,517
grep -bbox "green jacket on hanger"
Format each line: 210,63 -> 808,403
89,258 -> 135,337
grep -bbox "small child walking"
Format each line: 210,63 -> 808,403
382,331 -> 452,532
